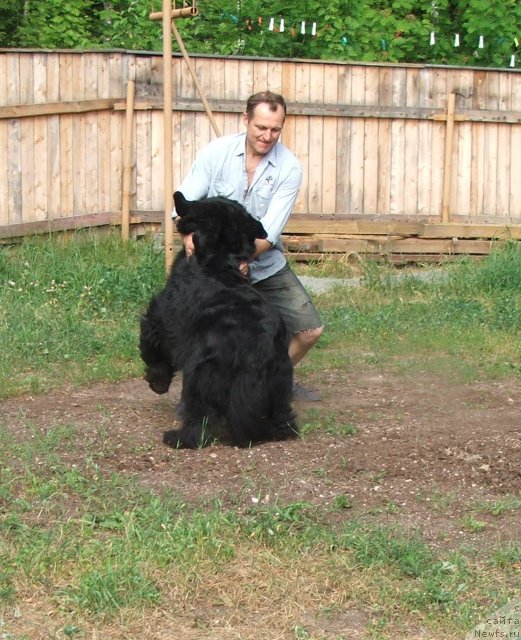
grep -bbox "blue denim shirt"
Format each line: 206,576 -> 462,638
174,133 -> 302,283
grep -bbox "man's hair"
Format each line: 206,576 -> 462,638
245,91 -> 287,118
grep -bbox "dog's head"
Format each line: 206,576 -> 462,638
174,191 -> 267,265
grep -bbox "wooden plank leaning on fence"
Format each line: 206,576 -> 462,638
121,77 -> 135,241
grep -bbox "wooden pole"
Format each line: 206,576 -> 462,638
121,79 -> 135,241
171,20 -> 221,137
441,92 -> 456,224
162,0 -> 175,273
149,6 -> 198,20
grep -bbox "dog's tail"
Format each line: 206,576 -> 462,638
226,369 -> 298,447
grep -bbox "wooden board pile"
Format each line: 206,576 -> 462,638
282,215 -> 521,264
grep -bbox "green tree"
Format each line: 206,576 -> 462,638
1,0 -> 520,69
13,0 -> 103,49
0,0 -> 22,46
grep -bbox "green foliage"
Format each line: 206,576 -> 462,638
13,0 -> 103,49
1,0 -> 520,68
0,0 -> 21,46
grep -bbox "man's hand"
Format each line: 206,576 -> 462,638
181,232 -> 195,257
239,261 -> 249,277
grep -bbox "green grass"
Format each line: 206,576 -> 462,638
0,231 -> 164,398
304,242 -> 521,381
3,234 -> 521,396
2,234 -> 521,638
0,425 -> 518,636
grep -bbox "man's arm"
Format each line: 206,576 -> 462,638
252,238 -> 272,258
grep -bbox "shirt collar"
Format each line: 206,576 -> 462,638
234,133 -> 279,167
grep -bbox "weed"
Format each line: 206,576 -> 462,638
330,495 -> 353,510
460,515 -> 488,533
473,495 -> 521,517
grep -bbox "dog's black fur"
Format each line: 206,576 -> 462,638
139,191 -> 298,449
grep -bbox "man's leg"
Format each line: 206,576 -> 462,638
289,326 -> 323,366
254,264 -> 323,401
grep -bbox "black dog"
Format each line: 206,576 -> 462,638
139,191 -> 298,449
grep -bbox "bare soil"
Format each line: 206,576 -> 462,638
3,368 -> 520,544
1,366 -> 520,639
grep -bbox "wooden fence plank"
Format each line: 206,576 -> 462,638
294,64 -> 311,214
308,64 -> 324,213
0,54 -> 8,224
363,67 -> 379,214
322,65 -> 338,214
335,66 -> 351,215
349,66 -> 366,214
58,54 -> 73,217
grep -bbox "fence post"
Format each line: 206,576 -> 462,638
150,1 -> 199,273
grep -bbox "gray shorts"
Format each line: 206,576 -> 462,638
253,264 -> 323,334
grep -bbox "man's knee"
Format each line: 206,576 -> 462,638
294,325 -> 323,347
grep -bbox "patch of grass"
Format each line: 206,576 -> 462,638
460,514 -> 488,533
489,542 -> 521,568
300,409 -> 358,437
473,495 -> 521,517
3,234 -> 521,396
306,244 -> 521,382
0,232 -> 164,398
416,489 -> 460,513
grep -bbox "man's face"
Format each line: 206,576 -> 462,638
243,102 -> 285,157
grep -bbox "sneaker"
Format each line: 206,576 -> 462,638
292,381 -> 320,402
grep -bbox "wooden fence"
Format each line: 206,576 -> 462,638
1,49 -> 521,259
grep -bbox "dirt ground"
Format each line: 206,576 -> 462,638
3,366 -> 521,549
2,367 -> 521,639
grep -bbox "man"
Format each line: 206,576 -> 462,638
172,90 -> 323,401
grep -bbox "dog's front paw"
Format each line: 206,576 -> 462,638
147,378 -> 171,394
144,364 -> 173,394
163,425 -> 212,449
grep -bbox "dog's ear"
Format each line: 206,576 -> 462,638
173,191 -> 191,218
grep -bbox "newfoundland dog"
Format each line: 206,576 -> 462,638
139,191 -> 298,449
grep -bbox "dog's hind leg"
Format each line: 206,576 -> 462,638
225,372 -> 297,446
